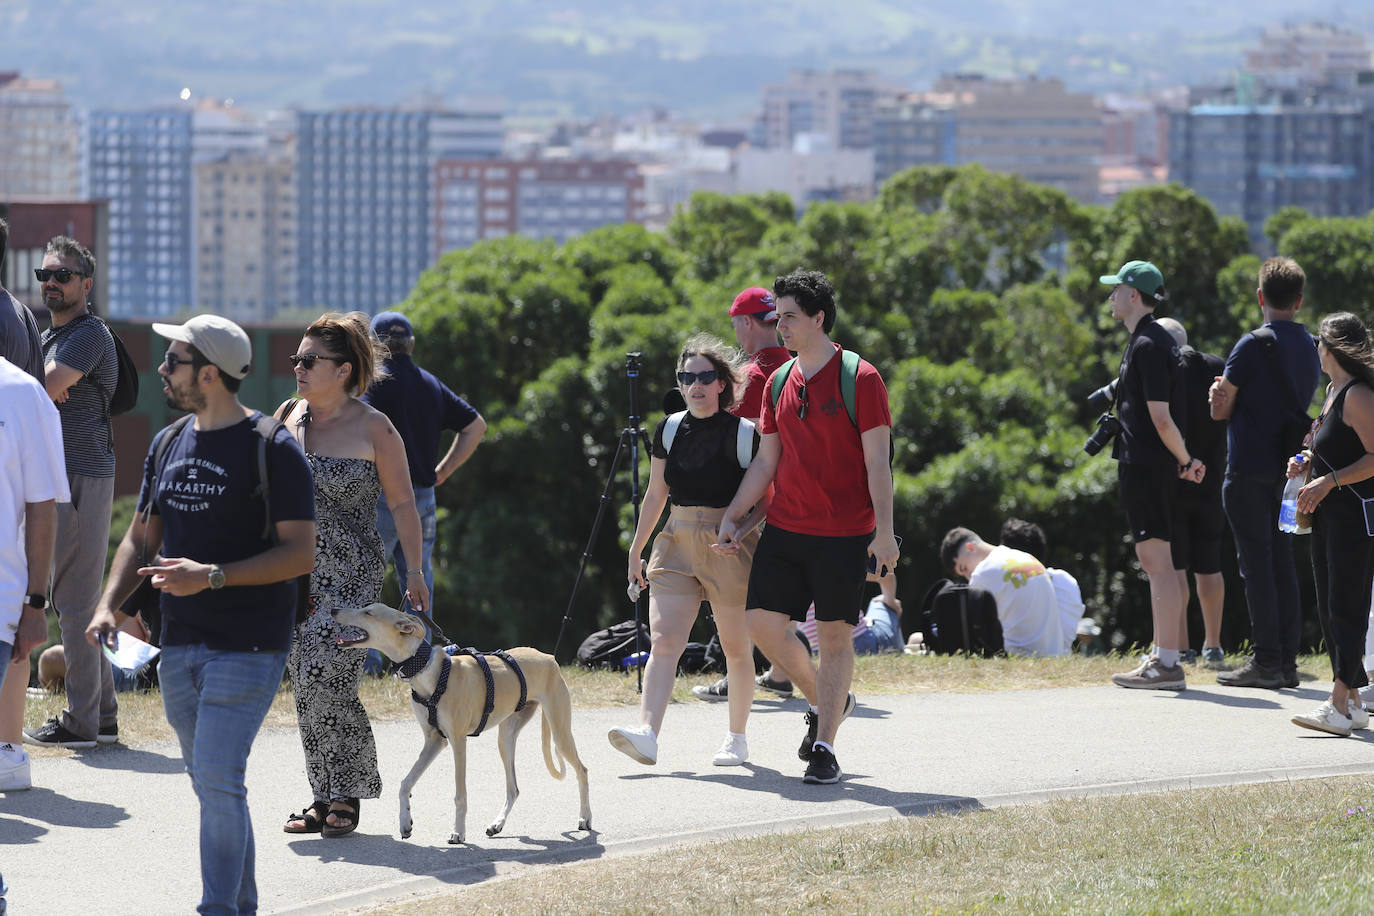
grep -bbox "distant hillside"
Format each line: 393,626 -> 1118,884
4,0 -> 1371,116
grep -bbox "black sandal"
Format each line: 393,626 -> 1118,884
283,801 -> 329,834
321,798 -> 360,838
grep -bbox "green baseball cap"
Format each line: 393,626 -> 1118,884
1099,260 -> 1166,301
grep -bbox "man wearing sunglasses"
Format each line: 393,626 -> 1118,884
717,269 -> 897,785
23,237 -> 121,752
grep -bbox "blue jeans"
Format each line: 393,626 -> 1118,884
0,641 -> 9,690
1223,471 -> 1301,671
370,487 -> 437,672
853,606 -> 904,655
160,644 -> 287,916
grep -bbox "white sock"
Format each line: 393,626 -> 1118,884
809,704 -> 819,714
1156,648 -> 1179,667
813,740 -> 835,755
728,731 -> 745,740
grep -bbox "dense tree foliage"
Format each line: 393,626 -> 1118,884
399,167 -> 1368,656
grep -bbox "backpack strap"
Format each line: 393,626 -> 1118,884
662,410 -> 687,454
769,357 -> 798,411
252,415 -> 285,543
139,415 -> 195,529
1253,327 -> 1308,419
838,349 -> 860,428
735,417 -> 755,469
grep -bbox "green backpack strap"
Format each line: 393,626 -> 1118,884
838,349 -> 860,428
769,357 -> 798,412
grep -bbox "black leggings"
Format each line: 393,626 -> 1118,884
1310,502 -> 1374,689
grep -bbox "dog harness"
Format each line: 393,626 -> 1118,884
396,641 -> 528,739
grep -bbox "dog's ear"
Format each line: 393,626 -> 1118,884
394,616 -> 424,637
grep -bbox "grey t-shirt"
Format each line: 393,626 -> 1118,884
0,288 -> 43,383
42,313 -> 117,478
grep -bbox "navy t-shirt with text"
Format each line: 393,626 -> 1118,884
137,412 -> 315,652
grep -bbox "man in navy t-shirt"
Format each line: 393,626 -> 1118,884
363,311 -> 485,601
88,314 -> 315,916
1209,257 -> 1320,689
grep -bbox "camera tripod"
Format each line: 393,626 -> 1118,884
553,352 -> 654,692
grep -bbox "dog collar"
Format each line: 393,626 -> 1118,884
396,640 -> 433,680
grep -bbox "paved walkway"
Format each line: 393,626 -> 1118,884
3,680 -> 1373,915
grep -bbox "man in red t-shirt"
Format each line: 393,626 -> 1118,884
729,286 -> 790,423
717,270 -> 898,785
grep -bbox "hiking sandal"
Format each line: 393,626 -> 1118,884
321,798 -> 360,838
283,800 -> 329,834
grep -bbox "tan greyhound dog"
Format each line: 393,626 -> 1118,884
331,603 -> 592,844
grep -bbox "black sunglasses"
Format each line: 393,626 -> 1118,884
163,351 -> 204,372
289,353 -> 347,370
677,369 -> 719,387
34,267 -> 86,283
797,384 -> 808,420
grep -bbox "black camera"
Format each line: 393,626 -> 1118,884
1086,379 -> 1117,413
1083,413 -> 1123,456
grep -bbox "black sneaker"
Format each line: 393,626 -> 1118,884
97,723 -> 119,745
803,745 -> 842,784
1215,657 -> 1283,689
1282,665 -> 1300,689
797,692 -> 857,760
23,718 -> 96,750
756,674 -> 794,698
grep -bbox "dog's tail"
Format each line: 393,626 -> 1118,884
541,710 -> 567,781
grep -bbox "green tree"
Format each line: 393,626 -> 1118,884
1278,216 -> 1374,318
1264,205 -> 1314,251
666,191 -> 794,282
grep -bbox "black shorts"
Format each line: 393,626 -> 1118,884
1118,462 -> 1175,543
1171,485 -> 1225,574
746,525 -> 871,625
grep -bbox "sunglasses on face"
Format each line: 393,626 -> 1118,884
289,353 -> 347,370
797,384 -> 808,420
34,267 -> 85,283
163,351 -> 202,372
677,369 -> 719,387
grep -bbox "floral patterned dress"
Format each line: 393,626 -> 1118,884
286,453 -> 386,803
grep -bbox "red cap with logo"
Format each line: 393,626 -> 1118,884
729,287 -> 778,321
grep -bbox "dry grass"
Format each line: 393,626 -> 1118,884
360,775 -> 1374,915
23,650 -> 1332,751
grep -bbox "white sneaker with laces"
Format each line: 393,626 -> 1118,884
607,724 -> 658,764
0,741 -> 32,791
1292,701 -> 1353,737
712,734 -> 748,766
1347,698 -> 1370,730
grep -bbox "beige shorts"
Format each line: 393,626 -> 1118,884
647,505 -> 760,609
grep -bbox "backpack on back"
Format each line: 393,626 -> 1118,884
768,350 -> 895,463
105,324 -> 140,416
918,578 -> 1003,658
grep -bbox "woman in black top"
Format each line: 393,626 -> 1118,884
609,334 -> 767,768
1289,312 -> 1374,736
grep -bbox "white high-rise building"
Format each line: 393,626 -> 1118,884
0,73 -> 79,200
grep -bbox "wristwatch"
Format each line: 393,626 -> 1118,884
25,593 -> 46,610
207,565 -> 226,590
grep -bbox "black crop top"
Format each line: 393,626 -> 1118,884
652,410 -> 759,508
1312,380 -> 1372,511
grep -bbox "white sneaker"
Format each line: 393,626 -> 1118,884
607,724 -> 658,764
712,734 -> 748,766
1292,701 -> 1353,737
1348,698 -> 1370,730
0,741 -> 32,791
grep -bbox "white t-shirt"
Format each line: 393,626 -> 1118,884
1048,567 -> 1087,649
969,544 -> 1070,658
0,357 -> 70,639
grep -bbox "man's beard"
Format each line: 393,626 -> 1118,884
164,380 -> 206,413
44,290 -> 82,315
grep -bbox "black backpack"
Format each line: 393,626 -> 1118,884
105,323 -> 140,416
576,619 -> 650,669
919,578 -> 1004,657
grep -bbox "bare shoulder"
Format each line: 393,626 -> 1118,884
359,400 -> 401,440
1343,383 -> 1374,421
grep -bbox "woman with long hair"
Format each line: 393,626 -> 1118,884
1289,311 -> 1374,736
280,312 -> 430,836
609,333 -> 768,767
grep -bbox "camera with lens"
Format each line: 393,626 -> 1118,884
1086,379 -> 1117,414
1083,413 -> 1123,456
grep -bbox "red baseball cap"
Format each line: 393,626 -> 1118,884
729,287 -> 778,321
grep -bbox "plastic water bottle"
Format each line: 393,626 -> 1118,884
1279,454 -> 1311,535
620,651 -> 649,671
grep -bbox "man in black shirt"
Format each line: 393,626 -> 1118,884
1156,317 -> 1227,668
1099,261 -> 1204,690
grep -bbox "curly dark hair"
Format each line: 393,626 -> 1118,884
773,269 -> 836,334
999,518 -> 1047,559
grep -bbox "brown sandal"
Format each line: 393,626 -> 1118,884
284,800 -> 329,834
321,798 -> 360,838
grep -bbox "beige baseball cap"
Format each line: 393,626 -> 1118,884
152,314 -> 253,379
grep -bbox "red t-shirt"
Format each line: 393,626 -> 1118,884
760,344 -> 891,537
732,346 -> 791,421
